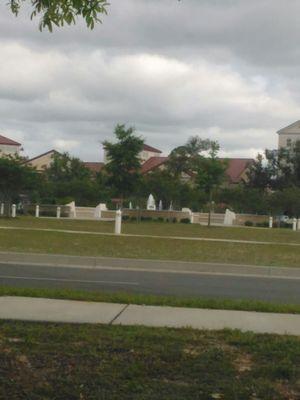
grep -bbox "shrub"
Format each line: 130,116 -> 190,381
141,216 -> 153,222
130,216 -> 137,222
256,221 -> 269,228
172,217 -> 177,223
281,222 -> 292,229
156,217 -> 164,222
180,218 -> 191,224
122,215 -> 130,221
244,220 -> 254,226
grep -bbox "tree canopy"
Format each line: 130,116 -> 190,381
9,0 -> 109,31
167,136 -> 226,225
247,141 -> 300,190
103,124 -> 144,200
43,152 -> 103,205
0,154 -> 39,204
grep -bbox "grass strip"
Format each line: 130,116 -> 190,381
0,228 -> 300,267
0,320 -> 300,399
1,216 -> 300,244
1,286 -> 300,314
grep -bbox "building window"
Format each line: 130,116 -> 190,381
287,138 -> 292,147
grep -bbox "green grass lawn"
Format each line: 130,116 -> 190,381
1,216 -> 300,244
1,321 -> 299,399
2,287 -> 300,315
0,227 -> 300,267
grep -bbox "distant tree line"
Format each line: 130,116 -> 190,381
1,124 -> 300,217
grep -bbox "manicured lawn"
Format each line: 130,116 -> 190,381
1,321 -> 299,399
0,227 -> 300,267
1,216 -> 300,244
2,287 -> 300,314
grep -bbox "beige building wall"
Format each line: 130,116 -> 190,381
277,121 -> 300,149
278,132 -> 300,148
28,151 -> 56,171
104,148 -> 161,164
0,144 -> 20,156
140,150 -> 161,162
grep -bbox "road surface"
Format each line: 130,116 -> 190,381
1,262 -> 300,303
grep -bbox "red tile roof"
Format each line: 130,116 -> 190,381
221,158 -> 254,183
142,156 -> 254,184
143,144 -> 162,153
84,162 -> 104,173
0,134 -> 21,146
141,156 -> 168,174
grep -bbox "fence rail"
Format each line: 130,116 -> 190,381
23,204 -> 71,218
0,202 -> 13,217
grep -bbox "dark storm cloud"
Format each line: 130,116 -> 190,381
1,0 -> 300,161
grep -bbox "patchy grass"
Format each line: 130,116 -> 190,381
0,227 -> 300,267
1,216 -> 300,244
2,287 -> 300,314
0,321 -> 300,399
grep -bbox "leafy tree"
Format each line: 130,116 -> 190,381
9,0 -> 109,31
247,141 -> 300,190
167,137 -> 212,178
268,187 -> 300,218
46,152 -> 91,183
0,154 -> 39,211
279,141 -> 300,187
142,170 -> 181,209
103,124 -> 144,202
168,137 -> 226,225
43,152 -> 98,205
193,141 -> 227,226
246,153 -> 272,190
217,186 -> 270,215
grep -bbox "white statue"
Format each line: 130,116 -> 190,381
159,200 -> 163,211
147,194 -> 156,210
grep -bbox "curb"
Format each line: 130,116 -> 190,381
0,251 -> 300,279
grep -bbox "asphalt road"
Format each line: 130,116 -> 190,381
1,262 -> 300,304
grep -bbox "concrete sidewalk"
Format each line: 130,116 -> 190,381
1,296 -> 300,335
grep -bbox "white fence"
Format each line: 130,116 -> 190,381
6,201 -> 300,231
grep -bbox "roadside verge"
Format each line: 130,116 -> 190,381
1,251 -> 300,279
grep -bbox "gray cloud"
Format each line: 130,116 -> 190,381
1,0 -> 300,161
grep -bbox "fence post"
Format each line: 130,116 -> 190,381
11,204 -> 16,218
57,206 -> 61,219
115,209 -> 122,235
190,212 -> 194,224
269,216 -> 273,229
35,205 -> 40,218
297,219 -> 300,231
0,203 -> 4,216
292,218 -> 297,231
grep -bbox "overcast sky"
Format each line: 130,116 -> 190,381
1,0 -> 300,161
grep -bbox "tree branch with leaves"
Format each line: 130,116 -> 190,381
9,0 -> 109,31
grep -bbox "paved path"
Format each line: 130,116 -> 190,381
1,261 -> 300,303
1,225 -> 299,246
1,296 -> 300,335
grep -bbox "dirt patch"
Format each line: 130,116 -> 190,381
183,345 -> 202,357
234,353 -> 253,373
275,381 -> 300,400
